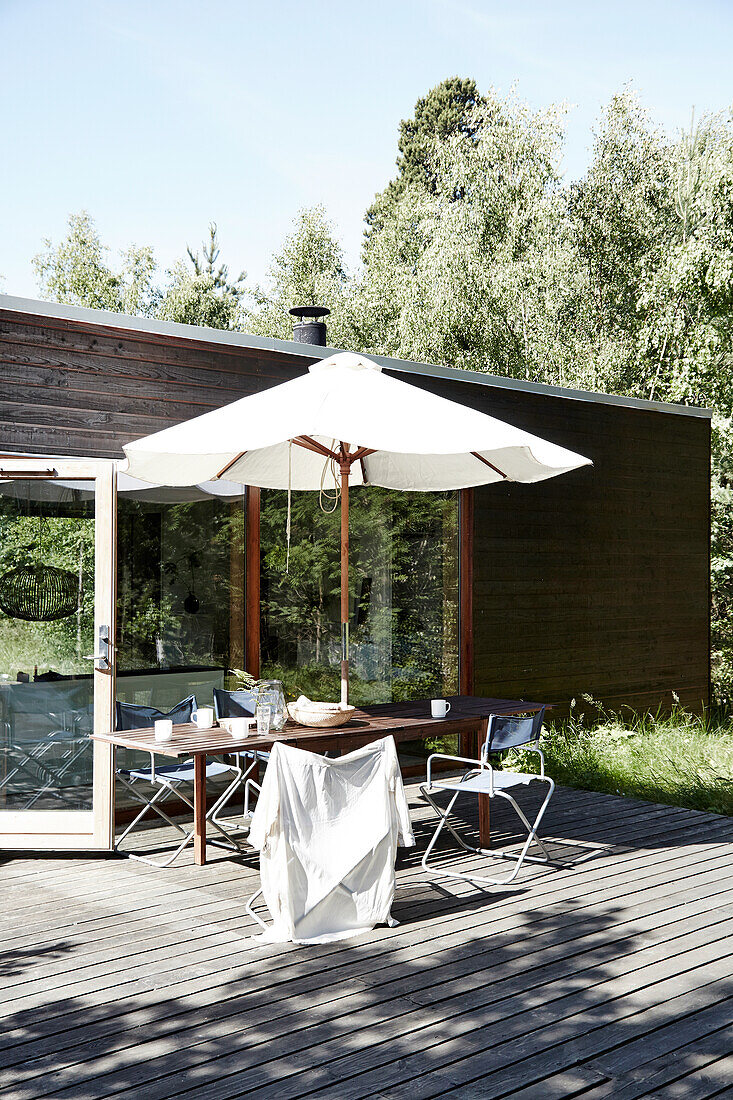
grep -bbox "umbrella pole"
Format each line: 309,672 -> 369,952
340,456 -> 350,705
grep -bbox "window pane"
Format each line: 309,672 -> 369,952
115,494 -> 246,804
260,488 -> 459,713
0,482 -> 95,812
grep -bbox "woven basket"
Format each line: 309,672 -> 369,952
287,699 -> 355,729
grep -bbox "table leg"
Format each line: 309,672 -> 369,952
478,794 -> 491,850
477,719 -> 491,850
193,755 -> 206,866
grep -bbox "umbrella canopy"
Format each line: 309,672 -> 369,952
123,352 -> 592,701
123,353 -> 590,491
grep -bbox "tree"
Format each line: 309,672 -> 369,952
354,88 -> 572,381
35,215 -> 247,331
366,77 -> 484,240
34,211 -> 158,315
158,223 -> 247,329
566,90 -> 675,395
248,207 -> 351,345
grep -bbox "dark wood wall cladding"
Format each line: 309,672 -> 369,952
0,306 -> 710,713
451,388 -> 708,715
0,310 -> 308,457
407,371 -> 710,714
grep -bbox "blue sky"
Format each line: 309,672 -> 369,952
2,0 -> 731,300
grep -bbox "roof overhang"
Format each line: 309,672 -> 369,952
0,293 -> 713,421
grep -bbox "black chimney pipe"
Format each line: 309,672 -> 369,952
289,305 -> 330,346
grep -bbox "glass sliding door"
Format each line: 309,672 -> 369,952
114,492 -> 246,813
0,459 -> 116,851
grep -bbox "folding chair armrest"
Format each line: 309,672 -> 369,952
426,753 -> 484,786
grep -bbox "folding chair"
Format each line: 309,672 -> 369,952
421,707 -> 555,887
114,695 -> 249,867
213,685 -> 270,785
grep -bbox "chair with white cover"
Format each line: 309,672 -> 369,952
246,736 -> 414,943
420,707 -> 554,887
115,695 -> 248,867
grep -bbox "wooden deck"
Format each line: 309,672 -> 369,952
2,781 -> 733,1099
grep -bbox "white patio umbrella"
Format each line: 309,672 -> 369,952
123,352 -> 592,702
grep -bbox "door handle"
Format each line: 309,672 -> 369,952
82,653 -> 110,668
83,626 -> 112,670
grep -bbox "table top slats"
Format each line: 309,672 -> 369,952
91,696 -> 547,757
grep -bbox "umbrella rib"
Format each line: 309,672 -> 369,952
349,447 -> 377,463
293,436 -> 341,462
471,451 -> 509,479
216,452 -> 247,479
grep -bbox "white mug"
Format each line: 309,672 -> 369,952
193,707 -> 214,730
431,699 -> 451,719
154,718 -> 173,742
227,716 -> 252,738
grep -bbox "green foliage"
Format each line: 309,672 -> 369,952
507,702 -> 733,817
158,223 -> 247,329
247,206 -> 350,344
0,497 -> 95,676
259,487 -> 459,705
34,212 -> 158,315
365,76 -> 484,237
35,215 -> 245,330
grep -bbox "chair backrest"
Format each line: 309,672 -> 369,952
484,707 -> 546,755
115,694 -> 198,732
213,687 -> 258,720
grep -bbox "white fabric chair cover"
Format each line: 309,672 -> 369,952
248,736 -> 414,944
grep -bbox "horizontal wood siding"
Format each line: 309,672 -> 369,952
0,308 -> 710,713
0,311 -> 307,457
435,382 -> 709,715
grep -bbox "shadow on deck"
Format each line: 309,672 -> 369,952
1,782 -> 732,1099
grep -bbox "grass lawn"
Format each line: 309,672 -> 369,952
509,704 -> 733,817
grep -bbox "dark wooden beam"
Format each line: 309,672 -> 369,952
245,485 -> 261,678
348,446 -> 376,463
216,451 -> 246,479
459,487 -> 474,697
229,497 -> 245,672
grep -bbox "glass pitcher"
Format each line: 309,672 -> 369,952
256,679 -> 287,731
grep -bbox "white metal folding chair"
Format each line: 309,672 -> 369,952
421,707 -> 554,887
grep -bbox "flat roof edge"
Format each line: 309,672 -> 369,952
0,293 -> 712,420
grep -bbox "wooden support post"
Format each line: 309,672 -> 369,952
459,488 -> 474,696
229,497 -> 245,671
340,456 -> 350,705
245,486 -> 261,679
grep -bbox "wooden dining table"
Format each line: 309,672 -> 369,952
94,695 -> 548,865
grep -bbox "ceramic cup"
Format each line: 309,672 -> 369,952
193,707 -> 214,730
227,716 -> 252,738
154,718 -> 173,742
430,699 -> 451,719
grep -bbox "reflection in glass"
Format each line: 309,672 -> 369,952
260,488 -> 459,707
115,494 -> 246,807
0,483 -> 95,811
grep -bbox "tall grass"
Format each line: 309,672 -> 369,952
509,701 -> 733,817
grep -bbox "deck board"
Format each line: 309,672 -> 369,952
1,782 -> 732,1099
